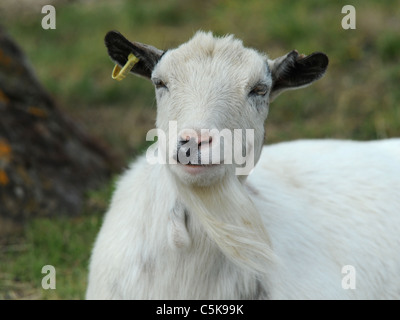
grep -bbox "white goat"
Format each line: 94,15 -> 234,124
86,31 -> 400,299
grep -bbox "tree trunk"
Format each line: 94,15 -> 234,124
0,26 -> 119,236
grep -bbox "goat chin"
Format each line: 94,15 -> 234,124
169,163 -> 226,187
174,171 -> 277,278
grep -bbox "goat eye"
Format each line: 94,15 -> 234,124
153,78 -> 168,90
249,84 -> 269,97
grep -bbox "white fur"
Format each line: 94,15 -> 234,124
86,32 -> 400,299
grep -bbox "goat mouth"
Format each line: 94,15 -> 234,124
178,163 -> 221,174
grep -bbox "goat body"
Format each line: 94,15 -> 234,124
86,31 -> 400,299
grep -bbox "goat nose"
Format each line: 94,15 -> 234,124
178,130 -> 213,149
177,130 -> 213,165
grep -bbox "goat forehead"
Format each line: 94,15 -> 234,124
155,33 -> 269,87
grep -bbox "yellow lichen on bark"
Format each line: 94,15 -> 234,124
27,106 -> 48,118
0,169 -> 9,185
0,140 -> 11,158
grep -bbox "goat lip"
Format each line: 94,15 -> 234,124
179,163 -> 220,174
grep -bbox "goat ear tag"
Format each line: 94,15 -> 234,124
111,53 -> 140,81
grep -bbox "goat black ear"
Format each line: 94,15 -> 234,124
268,50 -> 328,101
104,31 -> 164,79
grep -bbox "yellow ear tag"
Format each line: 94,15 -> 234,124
111,53 -> 140,81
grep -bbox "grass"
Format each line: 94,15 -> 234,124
0,214 -> 103,299
1,0 -> 399,299
0,177 -> 115,300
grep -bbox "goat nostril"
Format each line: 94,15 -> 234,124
199,137 -> 212,148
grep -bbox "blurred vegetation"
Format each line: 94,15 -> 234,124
0,0 -> 399,299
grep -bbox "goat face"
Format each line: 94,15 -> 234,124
105,31 -> 328,186
153,33 -> 271,186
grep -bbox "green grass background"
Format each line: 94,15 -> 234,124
0,0 -> 399,299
